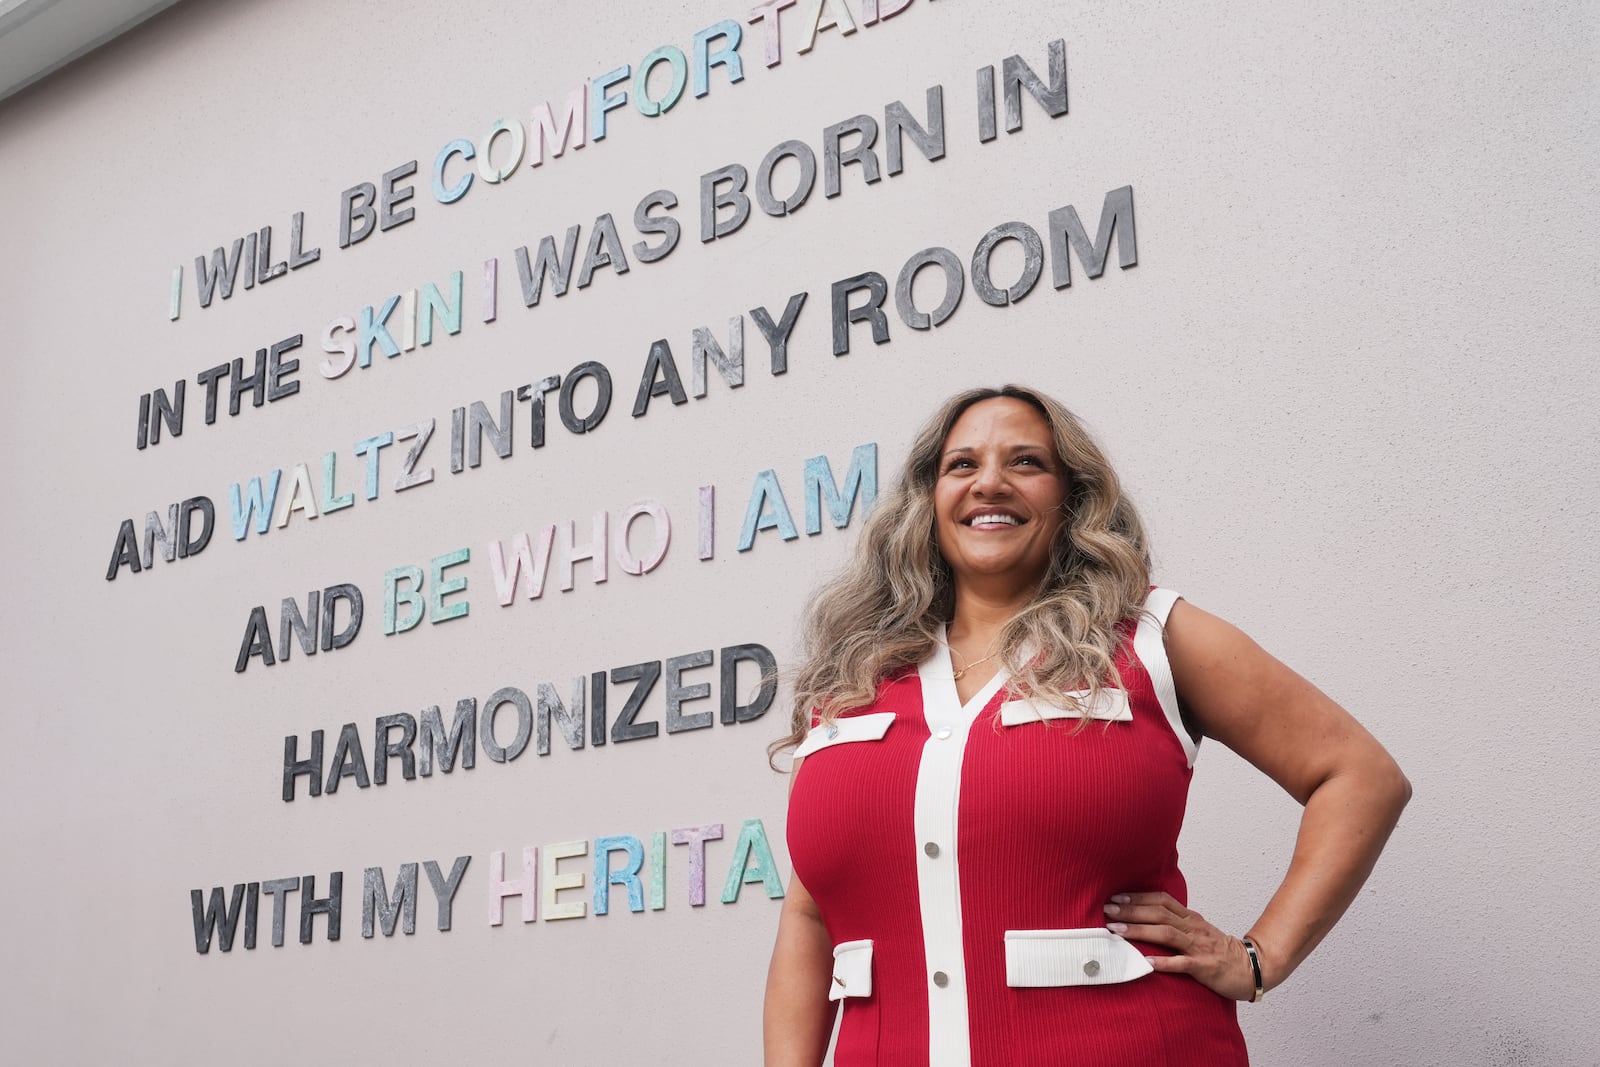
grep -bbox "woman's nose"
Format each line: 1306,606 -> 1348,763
971,461 -> 1008,494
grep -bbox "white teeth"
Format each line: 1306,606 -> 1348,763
968,513 -> 1019,526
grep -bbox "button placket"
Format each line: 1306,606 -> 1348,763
915,637 -> 1008,1067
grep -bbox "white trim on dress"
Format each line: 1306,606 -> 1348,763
1133,587 -> 1198,766
913,631 -> 1008,1067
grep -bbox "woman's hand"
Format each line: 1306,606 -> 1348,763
1104,891 -> 1259,1001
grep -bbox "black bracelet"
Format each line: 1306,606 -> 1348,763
1240,936 -> 1265,1003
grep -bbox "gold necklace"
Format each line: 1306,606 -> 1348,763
950,648 -> 1000,681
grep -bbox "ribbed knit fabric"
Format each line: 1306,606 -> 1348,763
787,593 -> 1248,1067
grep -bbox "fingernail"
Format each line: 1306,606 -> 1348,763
1103,903 -> 1120,915
1107,922 -> 1128,934
1111,894 -> 1130,904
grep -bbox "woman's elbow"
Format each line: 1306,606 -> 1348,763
1392,764 -> 1414,811
1328,742 -> 1411,821
1371,751 -> 1413,818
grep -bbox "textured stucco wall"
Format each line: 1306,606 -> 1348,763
0,1 -> 1595,1064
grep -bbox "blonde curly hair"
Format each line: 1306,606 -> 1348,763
774,385 -> 1152,763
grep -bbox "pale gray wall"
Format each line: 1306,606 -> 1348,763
0,1 -> 1595,1064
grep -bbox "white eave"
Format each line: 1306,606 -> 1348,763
0,0 -> 181,103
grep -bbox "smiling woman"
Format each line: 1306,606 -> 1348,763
763,385 -> 1412,1067
933,398 -> 1069,605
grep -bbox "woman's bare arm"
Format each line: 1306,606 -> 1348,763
763,871 -> 837,1066
1105,599 -> 1412,998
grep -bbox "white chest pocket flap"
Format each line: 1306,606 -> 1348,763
999,690 -> 1131,726
794,712 -> 896,757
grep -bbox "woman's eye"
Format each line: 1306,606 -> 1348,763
1015,454 -> 1044,467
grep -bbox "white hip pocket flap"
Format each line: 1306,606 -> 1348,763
795,712 -> 896,758
1004,929 -> 1154,987
999,690 -> 1131,726
830,939 -> 874,1001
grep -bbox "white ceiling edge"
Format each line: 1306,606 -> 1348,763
0,0 -> 183,104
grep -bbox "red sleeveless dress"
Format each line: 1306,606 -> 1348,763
786,590 -> 1248,1066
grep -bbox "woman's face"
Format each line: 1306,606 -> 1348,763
933,397 -> 1070,594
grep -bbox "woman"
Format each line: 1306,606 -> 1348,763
763,386 -> 1411,1066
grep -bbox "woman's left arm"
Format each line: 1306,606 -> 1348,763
1104,598 -> 1412,1000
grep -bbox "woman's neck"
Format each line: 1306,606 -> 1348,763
946,587 -> 1029,701
947,585 -> 1032,647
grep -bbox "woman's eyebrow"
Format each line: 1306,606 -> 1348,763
942,444 -> 1049,458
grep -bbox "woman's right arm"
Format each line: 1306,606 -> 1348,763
763,868 -> 837,1065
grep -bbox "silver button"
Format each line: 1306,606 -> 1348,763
933,971 -> 949,988
1083,959 -> 1100,978
924,842 -> 940,858
934,726 -> 953,740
